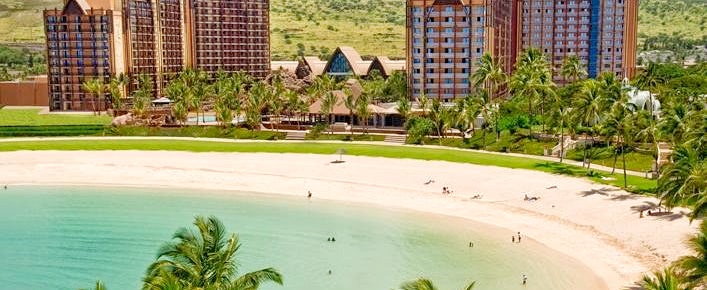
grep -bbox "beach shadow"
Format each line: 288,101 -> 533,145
330,160 -> 346,164
609,192 -> 642,201
579,188 -> 610,197
624,284 -> 643,290
655,210 -> 688,221
533,162 -> 576,176
630,201 -> 660,212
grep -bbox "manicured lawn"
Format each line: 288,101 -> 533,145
0,138 -> 657,193
0,108 -> 111,126
306,133 -> 386,142
566,147 -> 655,172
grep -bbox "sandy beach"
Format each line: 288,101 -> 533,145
0,150 -> 698,289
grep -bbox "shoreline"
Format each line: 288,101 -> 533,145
0,150 -> 697,289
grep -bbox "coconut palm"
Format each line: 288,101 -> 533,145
132,74 -> 154,118
657,145 -> 706,213
602,98 -> 636,188
320,91 -> 338,129
244,82 -> 269,130
573,79 -> 604,170
396,95 -> 412,127
472,52 -> 507,101
355,92 -> 372,133
400,278 -> 476,290
639,267 -> 689,290
675,221 -> 707,286
470,90 -> 496,149
343,86 -> 356,137
82,78 -> 107,115
80,280 -> 107,290
417,93 -> 430,117
510,48 -> 554,135
635,110 -> 661,176
633,62 -> 665,114
429,99 -> 447,143
560,55 -> 587,83
143,216 -> 283,290
108,73 -> 129,115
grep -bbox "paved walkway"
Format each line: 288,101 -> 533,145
0,136 -> 650,177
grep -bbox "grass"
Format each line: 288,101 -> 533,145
427,131 -> 556,157
0,108 -> 111,126
0,138 -> 657,193
566,147 -> 655,173
2,0 -> 703,58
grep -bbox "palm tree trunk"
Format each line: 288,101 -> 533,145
621,138 -> 627,188
611,145 -> 618,174
559,120 -> 564,163
482,128 -> 487,150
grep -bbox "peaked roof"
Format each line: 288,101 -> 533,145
324,46 -> 372,76
303,56 -> 327,76
368,56 -> 406,77
63,0 -> 90,14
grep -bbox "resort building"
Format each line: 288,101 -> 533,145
185,0 -> 270,78
270,47 -> 406,80
44,0 -> 271,111
406,0 -> 514,101
516,0 -> 638,82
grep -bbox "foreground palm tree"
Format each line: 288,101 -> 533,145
560,54 -> 587,83
81,280 -> 107,290
143,216 -> 283,290
639,267 -> 689,290
675,221 -> 707,286
400,278 -> 476,290
657,145 -> 705,214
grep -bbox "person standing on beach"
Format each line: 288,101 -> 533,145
517,232 -> 522,243
512,236 -> 515,243
307,191 -> 312,199
522,274 -> 528,285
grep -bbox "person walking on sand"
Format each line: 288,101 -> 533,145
307,191 -> 312,198
517,232 -> 522,243
512,236 -> 515,243
522,274 -> 528,285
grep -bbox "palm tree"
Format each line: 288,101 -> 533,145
108,73 -> 129,116
80,280 -> 107,290
143,216 -> 283,290
417,93 -> 430,117
400,278 -> 476,290
245,82 -> 269,130
470,90 -> 495,149
165,80 -> 188,124
132,74 -> 154,118
560,54 -> 587,83
320,90 -> 338,128
573,79 -> 604,170
635,111 -> 661,177
396,95 -> 412,128
675,221 -> 707,286
82,78 -> 107,115
355,92 -> 372,133
472,52 -> 507,101
602,98 -> 635,188
343,86 -> 356,137
657,145 -> 706,214
633,62 -> 665,116
639,267 -> 688,290
429,99 -> 447,144
510,48 -> 554,135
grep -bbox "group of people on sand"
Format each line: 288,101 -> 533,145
512,232 -> 522,243
442,187 -> 453,195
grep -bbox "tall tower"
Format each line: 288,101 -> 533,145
516,0 -> 638,82
185,0 -> 270,78
406,0 -> 514,101
44,0 -> 122,111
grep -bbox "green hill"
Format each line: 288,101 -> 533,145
0,0 -> 704,59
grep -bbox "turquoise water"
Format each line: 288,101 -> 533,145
0,186 -> 599,290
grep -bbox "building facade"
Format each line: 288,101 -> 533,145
44,0 -> 119,111
516,0 -> 638,82
44,0 -> 270,111
185,0 -> 270,78
406,0 -> 514,101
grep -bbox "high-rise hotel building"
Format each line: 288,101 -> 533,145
516,0 -> 638,82
44,0 -> 270,111
406,0 -> 637,99
407,0 -> 514,101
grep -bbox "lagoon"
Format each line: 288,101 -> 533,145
0,186 -> 597,290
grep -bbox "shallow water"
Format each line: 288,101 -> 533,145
0,186 -> 599,290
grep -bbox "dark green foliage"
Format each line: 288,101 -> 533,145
0,125 -> 105,137
105,126 -> 285,140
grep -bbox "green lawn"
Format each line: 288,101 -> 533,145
306,133 -> 386,142
0,139 -> 657,193
566,147 -> 655,173
0,108 -> 111,126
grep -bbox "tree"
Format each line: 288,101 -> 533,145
639,267 -> 689,290
355,92 -> 372,133
396,95 -> 412,128
82,78 -> 107,115
108,73 -> 129,115
405,117 -> 435,144
132,74 -> 154,118
245,82 -> 269,130
320,91 -> 338,130
417,93 -> 430,117
429,99 -> 447,143
573,79 -> 604,170
675,221 -> 707,286
80,281 -> 107,290
343,86 -> 356,137
601,98 -> 635,188
400,278 -> 476,290
510,48 -> 554,135
657,145 -> 706,216
143,216 -> 283,290
560,54 -> 587,83
164,78 -> 188,125
470,90 -> 497,149
472,52 -> 507,101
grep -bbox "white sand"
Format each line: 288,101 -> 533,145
0,150 -> 698,289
